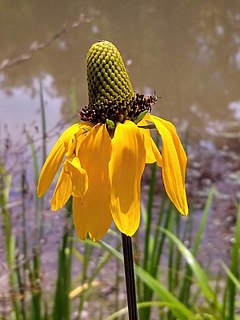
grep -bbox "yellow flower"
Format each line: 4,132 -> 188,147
37,41 -> 188,241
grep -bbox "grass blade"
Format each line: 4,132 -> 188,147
221,262 -> 240,291
192,187 -> 216,256
222,203 -> 240,319
160,227 -> 222,314
52,225 -> 73,320
178,188 -> 215,305
99,239 -> 195,320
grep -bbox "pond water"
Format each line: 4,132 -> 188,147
1,1 -> 240,146
0,4 -> 240,316
0,0 -> 239,277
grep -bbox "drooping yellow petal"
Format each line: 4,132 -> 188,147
51,167 -> 71,211
73,124 -> 112,241
37,123 -> 80,197
147,114 -> 188,215
153,116 -> 187,181
138,118 -> 162,166
51,157 -> 88,211
68,158 -> 88,198
109,120 -> 146,236
37,122 -> 91,198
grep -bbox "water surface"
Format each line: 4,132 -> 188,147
0,2 -> 240,291
1,1 -> 239,145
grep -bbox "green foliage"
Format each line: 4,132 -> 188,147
222,204 -> 240,320
0,92 -> 239,319
1,159 -> 240,320
52,224 -> 73,320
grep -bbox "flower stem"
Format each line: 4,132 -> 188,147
121,233 -> 138,320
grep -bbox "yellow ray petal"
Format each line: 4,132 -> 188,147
109,120 -> 146,236
153,116 -> 187,181
37,123 -> 80,197
68,157 -> 88,198
138,119 -> 162,166
37,122 -> 91,198
147,114 -> 188,215
51,157 -> 88,211
51,167 -> 71,211
73,124 -> 112,241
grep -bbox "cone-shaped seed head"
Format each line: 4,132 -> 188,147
87,40 -> 135,107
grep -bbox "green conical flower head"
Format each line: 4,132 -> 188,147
87,40 -> 135,107
81,40 -> 156,125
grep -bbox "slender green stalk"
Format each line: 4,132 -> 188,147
139,162 -> 157,320
178,188 -> 215,306
15,252 -> 27,320
33,248 -> 41,318
114,240 -> 122,317
143,162 -> 157,271
151,195 -> 169,275
192,188 -> 216,256
141,201 -> 173,320
0,162 -> 20,318
21,168 -> 28,264
39,79 -> 47,238
167,211 -> 174,292
39,79 -> 47,167
121,233 -> 138,320
77,239 -> 94,319
223,203 -> 240,320
26,131 -> 40,231
53,224 -> 73,320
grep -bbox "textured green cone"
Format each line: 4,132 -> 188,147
87,40 -> 135,107
80,41 -> 156,125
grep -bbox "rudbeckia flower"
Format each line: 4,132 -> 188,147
37,40 -> 188,241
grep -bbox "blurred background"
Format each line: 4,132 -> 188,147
1,0 -> 240,141
0,1 -> 239,318
1,0 -> 239,249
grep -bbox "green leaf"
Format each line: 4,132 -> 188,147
221,262 -> 240,291
99,240 -> 195,320
160,227 -> 222,312
134,110 -> 149,124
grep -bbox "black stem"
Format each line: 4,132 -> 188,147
121,233 -> 138,320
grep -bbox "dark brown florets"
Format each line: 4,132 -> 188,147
79,93 -> 157,124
